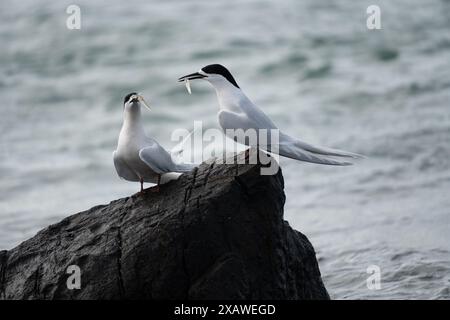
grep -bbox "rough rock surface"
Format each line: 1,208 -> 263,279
0,150 -> 329,300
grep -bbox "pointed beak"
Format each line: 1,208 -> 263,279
137,94 -> 151,111
128,94 -> 151,110
178,72 -> 207,82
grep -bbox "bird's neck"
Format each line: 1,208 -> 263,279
122,106 -> 145,135
211,80 -> 246,112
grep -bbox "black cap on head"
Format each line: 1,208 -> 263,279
201,64 -> 239,88
124,92 -> 138,104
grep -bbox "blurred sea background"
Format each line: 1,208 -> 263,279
1,0 -> 449,299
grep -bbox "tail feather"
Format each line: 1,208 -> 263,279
277,143 -> 353,166
280,132 -> 364,159
294,141 -> 364,159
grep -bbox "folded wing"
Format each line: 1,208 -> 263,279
139,142 -> 196,174
219,109 -> 360,166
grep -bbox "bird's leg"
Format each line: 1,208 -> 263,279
150,175 -> 161,193
140,177 -> 144,193
244,148 -> 250,162
244,148 -> 260,164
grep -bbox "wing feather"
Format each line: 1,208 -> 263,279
139,143 -> 174,174
218,109 -> 356,165
139,142 -> 196,174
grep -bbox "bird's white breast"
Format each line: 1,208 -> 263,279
115,118 -> 158,181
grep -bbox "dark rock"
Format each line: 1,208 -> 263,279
0,150 -> 329,300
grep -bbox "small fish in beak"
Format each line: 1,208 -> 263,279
129,94 -> 151,111
138,95 -> 151,111
185,78 -> 192,94
178,72 -> 207,94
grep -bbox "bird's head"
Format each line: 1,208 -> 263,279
123,92 -> 151,111
178,64 -> 240,91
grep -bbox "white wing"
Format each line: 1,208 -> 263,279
218,103 -> 358,165
113,151 -> 140,181
218,108 -> 276,133
139,142 -> 176,174
139,141 -> 196,174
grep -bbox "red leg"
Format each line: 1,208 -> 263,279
151,175 -> 161,193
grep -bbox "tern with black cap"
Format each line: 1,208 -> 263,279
113,93 -> 196,193
179,64 -> 363,165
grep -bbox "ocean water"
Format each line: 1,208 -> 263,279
1,0 -> 449,299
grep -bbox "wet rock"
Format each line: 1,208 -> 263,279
0,150 -> 329,300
